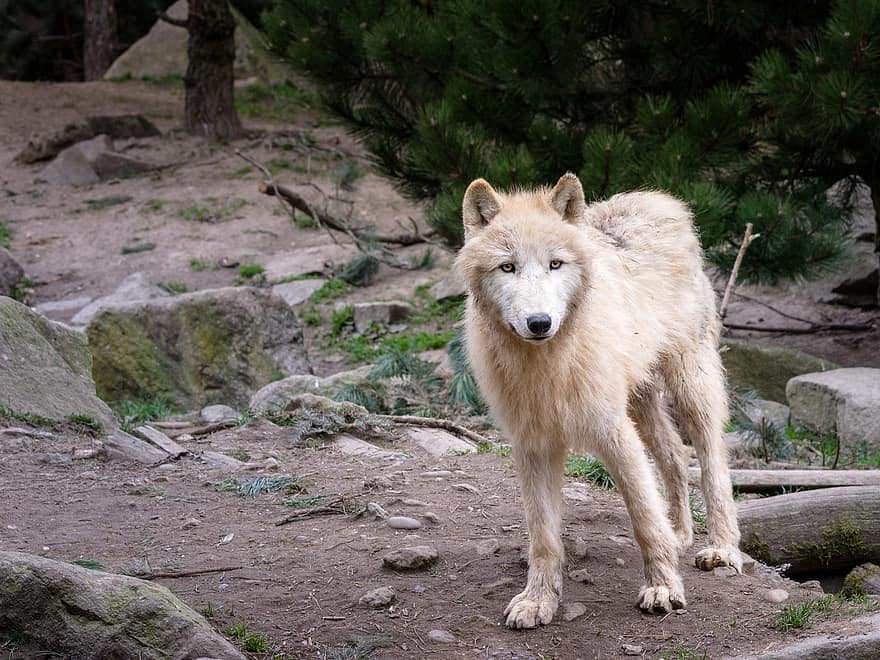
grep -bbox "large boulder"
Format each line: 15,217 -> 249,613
88,287 -> 310,409
721,339 -> 837,402
0,297 -> 115,430
71,272 -> 170,327
40,134 -> 157,186
0,551 -> 245,660
787,368 -> 880,453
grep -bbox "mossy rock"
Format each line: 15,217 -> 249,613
0,296 -> 115,430
721,339 -> 838,402
0,551 -> 245,659
88,287 -> 310,409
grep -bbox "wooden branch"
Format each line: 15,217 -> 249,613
275,496 -> 349,526
724,321 -> 875,334
136,425 -> 189,458
256,180 -> 435,246
158,11 -> 188,28
378,414 -> 486,446
127,566 -> 243,580
737,486 -> 880,573
689,467 -> 880,492
720,222 -> 758,319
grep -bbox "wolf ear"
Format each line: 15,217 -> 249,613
549,173 -> 586,224
462,178 -> 502,241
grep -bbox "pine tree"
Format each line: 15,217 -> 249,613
749,0 -> 880,295
264,0 -> 844,281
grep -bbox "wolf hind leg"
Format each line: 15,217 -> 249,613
629,385 -> 693,552
595,419 -> 686,613
505,441 -> 566,629
662,342 -> 742,572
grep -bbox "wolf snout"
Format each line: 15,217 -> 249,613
526,314 -> 552,335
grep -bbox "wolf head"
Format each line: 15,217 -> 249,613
456,173 -> 592,343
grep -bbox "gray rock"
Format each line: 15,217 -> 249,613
747,399 -> 791,431
0,297 -> 116,430
787,368 -> 880,452
91,151 -> 156,179
0,551 -> 245,660
39,144 -> 100,185
798,580 -> 824,592
387,516 -> 422,530
564,536 -> 589,560
264,244 -> 356,282
382,546 -> 439,571
272,279 -> 326,307
721,339 -> 837,403
333,435 -> 407,461
249,365 -> 372,414
843,563 -> 880,596
428,269 -> 466,301
74,134 -> 114,161
733,612 -> 880,660
87,287 -> 310,409
17,115 -> 159,164
427,629 -> 456,644
34,296 -> 93,315
406,427 -> 476,456
562,602 -> 587,622
713,566 -> 739,578
623,645 -> 643,656
475,538 -> 501,557
71,272 -> 170,327
358,586 -> 396,607
568,569 -> 591,583
200,404 -> 239,423
352,301 -> 416,333
763,588 -> 790,603
827,241 -> 878,308
0,248 -> 25,297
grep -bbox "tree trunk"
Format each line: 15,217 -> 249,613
689,468 -> 880,493
184,0 -> 243,140
738,486 -> 880,575
83,0 -> 117,80
869,178 -> 880,306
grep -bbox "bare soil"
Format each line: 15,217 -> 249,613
1,80 -> 878,660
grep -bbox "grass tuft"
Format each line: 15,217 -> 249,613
564,455 -> 615,489
111,397 -> 177,433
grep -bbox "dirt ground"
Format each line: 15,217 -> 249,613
1,80 -> 879,659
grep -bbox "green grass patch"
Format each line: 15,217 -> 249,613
70,558 -> 104,570
143,198 -> 164,212
189,258 -> 210,272
0,220 -> 12,247
142,73 -> 183,87
279,273 -> 323,283
238,263 -> 265,279
310,278 -> 352,303
111,397 -> 177,433
564,455 -> 615,489
121,241 -> 156,254
179,199 -> 247,223
330,305 -> 354,337
200,603 -> 215,618
233,166 -> 253,177
234,82 -> 313,120
267,158 -> 293,174
159,281 -> 189,295
0,405 -> 54,428
68,414 -> 103,434
127,487 -> 164,497
84,195 -> 132,210
658,647 -> 708,660
300,304 -> 321,326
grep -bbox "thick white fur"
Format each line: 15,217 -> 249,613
456,174 -> 742,628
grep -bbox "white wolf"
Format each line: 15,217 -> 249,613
455,173 -> 742,628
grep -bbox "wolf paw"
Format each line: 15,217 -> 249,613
695,546 -> 743,573
637,584 -> 687,614
504,590 -> 558,629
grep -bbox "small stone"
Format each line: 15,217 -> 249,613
358,586 -> 396,607
562,602 -> 587,621
413,584 -> 427,594
798,580 -> 824,592
388,516 -> 422,530
568,569 -> 591,583
182,518 -> 201,529
452,483 -> 479,493
475,538 -> 501,557
6,525 -> 17,531
366,502 -> 389,520
615,558 -> 626,566
564,536 -> 589,559
623,644 -> 643,656
427,629 -> 456,644
382,545 -> 439,571
763,588 -> 790,603
608,535 -> 632,546
713,565 -> 739,578
422,512 -> 440,524
200,404 -> 238,424
419,470 -> 453,479
401,498 -> 429,506
263,457 -> 280,470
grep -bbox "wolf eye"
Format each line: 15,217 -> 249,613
549,259 -> 563,270
499,263 -> 515,273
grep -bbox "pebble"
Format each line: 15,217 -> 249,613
382,545 -> 439,571
413,584 -> 427,594
263,457 -> 280,470
388,516 -> 422,530
358,586 -> 396,607
182,518 -> 201,529
428,629 -> 456,644
564,536 -> 589,559
568,569 -> 591,583
475,538 -> 501,557
763,588 -> 790,603
366,502 -> 389,520
200,404 -> 238,423
422,512 -> 440,524
562,602 -> 587,621
615,557 -> 626,566
623,644 -> 643,656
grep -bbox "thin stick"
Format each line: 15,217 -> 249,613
127,566 -> 243,580
378,414 -> 487,446
724,321 -> 874,334
719,223 -> 757,319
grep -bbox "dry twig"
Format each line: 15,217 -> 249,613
127,565 -> 243,580
378,414 -> 487,446
719,222 -> 758,319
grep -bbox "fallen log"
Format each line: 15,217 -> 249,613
737,485 -> 880,574
689,468 -> 880,492
136,425 -> 189,458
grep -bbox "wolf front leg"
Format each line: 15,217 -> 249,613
597,420 -> 687,613
505,440 -> 566,629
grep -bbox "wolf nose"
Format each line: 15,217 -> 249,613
526,314 -> 552,335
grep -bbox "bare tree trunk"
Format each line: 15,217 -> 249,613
83,0 -> 117,80
184,0 -> 243,140
869,179 -> 880,306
